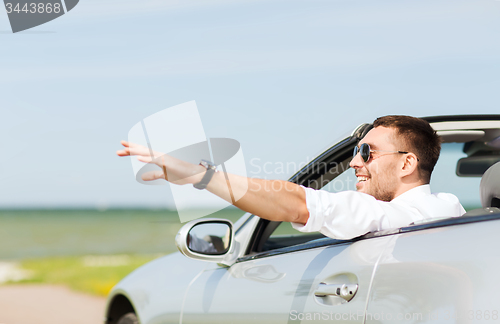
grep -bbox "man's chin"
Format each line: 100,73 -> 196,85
355,181 -> 368,193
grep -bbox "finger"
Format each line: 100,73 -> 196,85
120,141 -> 165,159
127,145 -> 153,157
128,141 -> 165,158
125,141 -> 145,149
137,155 -> 154,163
116,148 -> 130,156
126,141 -> 151,150
117,146 -> 152,157
141,170 -> 167,181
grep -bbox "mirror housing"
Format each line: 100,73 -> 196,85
175,218 -> 233,263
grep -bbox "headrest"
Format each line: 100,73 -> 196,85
480,161 -> 500,208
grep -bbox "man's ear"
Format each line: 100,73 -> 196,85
401,153 -> 419,177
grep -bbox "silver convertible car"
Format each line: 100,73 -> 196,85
106,115 -> 500,324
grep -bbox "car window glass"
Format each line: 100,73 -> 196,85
265,164 -> 356,249
321,167 -> 357,193
269,222 -> 311,239
430,142 -> 481,210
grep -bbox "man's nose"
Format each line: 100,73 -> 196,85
350,150 -> 363,169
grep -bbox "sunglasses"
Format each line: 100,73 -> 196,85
353,143 -> 410,163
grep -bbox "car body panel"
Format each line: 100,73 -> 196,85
367,219 -> 500,323
108,253 -> 207,324
181,235 -> 398,324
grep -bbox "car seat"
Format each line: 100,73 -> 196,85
463,161 -> 500,216
480,161 -> 500,208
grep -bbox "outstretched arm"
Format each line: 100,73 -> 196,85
117,141 -> 309,224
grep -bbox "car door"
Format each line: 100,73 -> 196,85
180,221 -> 398,324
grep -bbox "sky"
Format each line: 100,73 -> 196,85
1,0 -> 499,209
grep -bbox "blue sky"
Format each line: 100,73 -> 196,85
1,0 -> 499,209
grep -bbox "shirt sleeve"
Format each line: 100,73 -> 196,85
291,186 -> 423,240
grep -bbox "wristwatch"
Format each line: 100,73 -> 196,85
193,160 -> 218,190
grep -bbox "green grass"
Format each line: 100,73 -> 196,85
0,208 -> 245,296
0,208 -> 245,259
11,254 -> 161,296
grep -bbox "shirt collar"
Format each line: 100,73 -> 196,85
391,184 -> 431,203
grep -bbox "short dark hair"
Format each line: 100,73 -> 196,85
373,115 -> 440,183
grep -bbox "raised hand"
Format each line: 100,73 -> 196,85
117,141 -> 204,185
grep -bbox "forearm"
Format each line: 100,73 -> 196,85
206,171 -> 309,224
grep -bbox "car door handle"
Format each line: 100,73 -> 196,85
314,283 -> 358,302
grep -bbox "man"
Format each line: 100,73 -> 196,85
117,115 -> 465,240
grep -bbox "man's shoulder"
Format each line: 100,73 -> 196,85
431,191 -> 463,204
304,186 -> 379,201
392,185 -> 465,217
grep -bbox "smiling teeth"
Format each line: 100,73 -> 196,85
357,176 -> 369,182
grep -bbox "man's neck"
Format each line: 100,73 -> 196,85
392,182 -> 428,200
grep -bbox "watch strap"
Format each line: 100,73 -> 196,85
193,160 -> 217,190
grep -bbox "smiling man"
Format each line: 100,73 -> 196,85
117,115 -> 465,240
289,115 -> 465,239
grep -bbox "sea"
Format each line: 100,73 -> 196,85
0,208 -> 245,260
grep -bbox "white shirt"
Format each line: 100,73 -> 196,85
292,184 -> 465,240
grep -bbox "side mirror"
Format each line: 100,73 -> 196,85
175,218 -> 233,262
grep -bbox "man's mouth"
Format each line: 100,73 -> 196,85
356,175 -> 370,182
